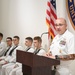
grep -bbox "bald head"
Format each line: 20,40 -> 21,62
55,18 -> 67,35
55,18 -> 67,25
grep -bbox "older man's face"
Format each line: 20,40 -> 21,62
55,18 -> 67,35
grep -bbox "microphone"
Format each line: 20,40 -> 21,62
41,32 -> 49,38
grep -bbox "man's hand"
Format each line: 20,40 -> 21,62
44,51 -> 52,57
4,61 -> 8,64
2,61 -> 8,65
44,51 -> 55,59
48,55 -> 55,59
14,64 -> 19,68
44,51 -> 56,59
0,58 -> 2,61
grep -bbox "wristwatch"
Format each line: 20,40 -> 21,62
55,55 -> 60,59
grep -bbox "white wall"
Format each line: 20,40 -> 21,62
0,0 -> 48,49
0,0 -> 1,29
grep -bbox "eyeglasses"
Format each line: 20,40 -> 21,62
55,24 -> 65,26
6,40 -> 11,42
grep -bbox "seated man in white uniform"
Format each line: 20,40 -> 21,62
25,37 -> 35,52
33,36 -> 46,55
0,33 -> 6,56
6,37 -> 35,75
45,18 -> 75,75
0,37 -> 13,65
0,37 -> 13,75
1,36 -> 23,75
16,36 -> 46,75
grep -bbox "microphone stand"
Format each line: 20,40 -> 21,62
41,32 -> 49,38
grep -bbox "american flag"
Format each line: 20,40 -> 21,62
46,0 -> 57,41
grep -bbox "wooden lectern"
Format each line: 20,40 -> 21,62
16,50 -> 60,75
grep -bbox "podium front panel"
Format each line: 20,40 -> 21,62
17,50 -> 60,75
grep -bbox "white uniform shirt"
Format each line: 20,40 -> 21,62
50,30 -> 75,56
50,29 -> 75,66
37,48 -> 46,56
5,45 -> 23,63
0,46 -> 13,60
27,47 -> 35,53
0,41 -> 6,56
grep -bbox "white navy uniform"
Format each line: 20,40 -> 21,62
35,48 -> 46,56
27,47 -> 35,53
0,46 -> 13,65
0,46 -> 13,75
50,30 -> 75,75
0,41 -> 6,56
1,45 -> 23,75
4,47 -> 35,75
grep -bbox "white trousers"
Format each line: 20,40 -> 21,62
16,67 -> 22,75
9,66 -> 22,75
5,64 -> 16,75
1,63 -> 15,75
0,66 -> 2,75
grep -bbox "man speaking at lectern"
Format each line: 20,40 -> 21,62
45,18 -> 75,75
